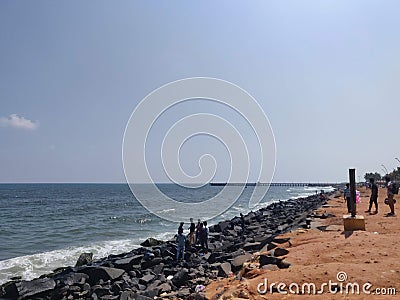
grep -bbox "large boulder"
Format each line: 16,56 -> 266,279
214,221 -> 230,232
218,262 -> 232,277
243,242 -> 262,252
75,252 -> 93,267
63,272 -> 89,286
259,255 -> 282,267
114,255 -> 143,271
139,274 -> 155,285
140,238 -> 163,247
141,257 -> 163,270
172,268 -> 189,287
80,266 -> 125,285
13,278 -> 56,299
273,247 -> 289,257
231,253 -> 252,271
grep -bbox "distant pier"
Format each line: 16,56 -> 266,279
210,182 -> 338,187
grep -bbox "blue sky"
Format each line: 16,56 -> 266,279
1,1 -> 400,183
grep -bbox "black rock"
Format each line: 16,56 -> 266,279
110,282 -> 121,294
63,272 -> 89,286
120,290 -> 135,300
231,253 -> 252,271
278,260 -> 291,269
219,241 -> 234,252
153,263 -> 164,275
14,278 -> 56,299
272,237 -> 291,244
253,234 -> 272,246
142,285 -> 161,298
91,285 -> 110,297
140,238 -> 163,247
218,262 -> 232,277
215,221 -> 230,232
141,257 -> 163,270
177,287 -> 191,298
162,248 -> 175,258
172,268 -> 189,287
139,274 -> 155,285
75,252 -> 93,267
113,255 -> 143,271
80,266 -> 125,285
1,281 -> 18,299
273,247 -> 289,257
243,242 -> 262,252
259,255 -> 282,267
51,285 -> 69,299
159,282 -> 172,293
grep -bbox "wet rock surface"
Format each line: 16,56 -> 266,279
0,192 -> 332,299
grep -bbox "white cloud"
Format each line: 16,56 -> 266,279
0,114 -> 39,130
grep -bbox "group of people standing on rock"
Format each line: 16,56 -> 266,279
175,218 -> 209,262
344,176 -> 397,217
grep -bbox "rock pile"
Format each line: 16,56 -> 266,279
0,192 -> 332,299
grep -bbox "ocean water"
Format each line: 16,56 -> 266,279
0,183 -> 334,284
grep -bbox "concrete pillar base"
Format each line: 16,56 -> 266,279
343,215 -> 366,231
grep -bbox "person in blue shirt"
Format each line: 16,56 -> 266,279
344,183 -> 351,213
176,228 -> 186,262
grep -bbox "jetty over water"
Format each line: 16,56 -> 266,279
210,182 -> 338,187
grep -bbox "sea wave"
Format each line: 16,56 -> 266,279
0,239 -> 141,285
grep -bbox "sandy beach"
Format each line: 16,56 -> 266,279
205,186 -> 400,299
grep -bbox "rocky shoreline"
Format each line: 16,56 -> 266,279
0,191 -> 335,300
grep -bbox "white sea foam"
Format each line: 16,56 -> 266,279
153,231 -> 175,241
290,192 -> 315,199
0,239 -> 141,285
156,208 -> 176,214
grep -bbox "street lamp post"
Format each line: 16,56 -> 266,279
395,158 -> 400,182
381,164 -> 389,175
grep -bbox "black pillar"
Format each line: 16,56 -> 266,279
349,168 -> 356,217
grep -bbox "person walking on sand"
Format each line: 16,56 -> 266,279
176,228 -> 186,262
188,218 -> 196,245
344,183 -> 351,213
366,178 -> 378,214
385,176 -> 396,216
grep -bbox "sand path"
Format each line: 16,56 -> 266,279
205,186 -> 400,299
